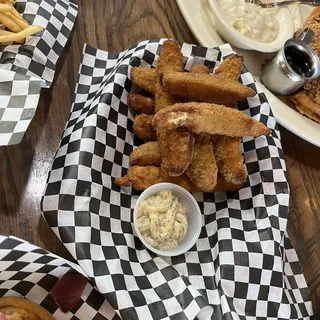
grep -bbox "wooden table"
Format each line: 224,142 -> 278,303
0,0 -> 319,315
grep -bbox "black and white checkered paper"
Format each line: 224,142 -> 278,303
0,0 -> 78,146
0,235 -> 118,319
0,69 -> 41,145
0,0 -> 78,87
41,40 -> 313,319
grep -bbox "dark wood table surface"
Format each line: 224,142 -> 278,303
0,0 -> 319,315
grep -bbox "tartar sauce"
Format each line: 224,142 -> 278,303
217,0 -> 280,43
136,190 -> 188,250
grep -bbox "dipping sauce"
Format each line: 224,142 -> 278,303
217,0 -> 279,43
285,46 -> 314,78
136,190 -> 188,250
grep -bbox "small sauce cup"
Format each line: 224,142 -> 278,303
133,183 -> 202,257
262,28 -> 320,95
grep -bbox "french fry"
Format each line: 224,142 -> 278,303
0,3 -> 11,12
0,29 -> 23,42
0,28 -> 12,34
4,12 -> 28,29
0,28 -> 22,41
0,12 -> 21,32
5,1 -> 28,24
11,7 -> 27,23
0,25 -> 43,42
2,0 -> 16,5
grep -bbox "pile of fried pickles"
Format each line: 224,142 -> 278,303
115,40 -> 270,192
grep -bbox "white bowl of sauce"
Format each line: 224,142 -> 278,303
208,0 -> 295,52
133,183 -> 202,257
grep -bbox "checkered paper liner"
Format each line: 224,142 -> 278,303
41,40 -> 313,319
0,0 -> 78,87
0,69 -> 41,145
0,0 -> 78,146
0,235 -> 118,319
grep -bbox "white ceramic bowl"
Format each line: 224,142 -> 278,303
208,0 -> 294,53
133,183 -> 202,257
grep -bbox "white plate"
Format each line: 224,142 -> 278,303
176,0 -> 320,147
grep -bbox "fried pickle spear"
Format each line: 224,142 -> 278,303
155,40 -> 183,113
213,135 -> 247,185
214,175 -> 243,192
128,166 -> 167,191
128,93 -> 155,114
130,141 -> 161,166
114,166 -> 242,192
131,67 -> 157,95
191,64 -> 210,74
160,72 -> 255,105
114,175 -> 130,187
129,53 -> 242,112
213,55 -> 247,186
213,55 -> 243,108
153,102 -> 271,137
192,60 -> 238,108
158,128 -> 195,176
214,55 -> 244,80
114,166 -> 195,191
133,114 -> 157,141
129,56 -> 239,101
185,135 -> 218,192
184,66 -> 219,191
158,40 -> 183,73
